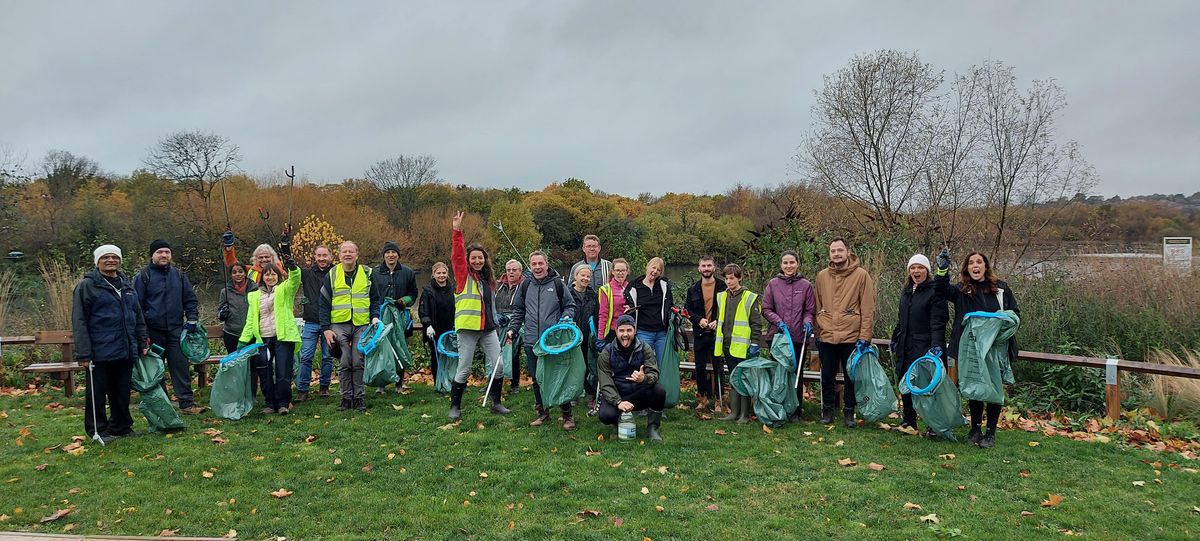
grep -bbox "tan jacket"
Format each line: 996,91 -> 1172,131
813,255 -> 876,344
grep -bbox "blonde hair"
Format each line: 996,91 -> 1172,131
646,257 -> 665,274
431,261 -> 449,274
573,264 -> 593,286
612,258 -> 629,270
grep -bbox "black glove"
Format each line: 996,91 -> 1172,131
936,248 -> 951,272
278,241 -> 292,259
217,304 -> 231,322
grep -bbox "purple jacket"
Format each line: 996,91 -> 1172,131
762,273 -> 816,340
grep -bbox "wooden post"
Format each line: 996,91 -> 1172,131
61,343 -> 75,397
1105,359 -> 1122,421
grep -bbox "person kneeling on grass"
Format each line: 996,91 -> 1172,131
597,315 -> 666,442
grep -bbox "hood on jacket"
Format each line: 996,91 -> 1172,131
775,272 -> 807,284
826,254 -> 861,277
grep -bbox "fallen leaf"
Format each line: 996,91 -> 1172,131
508,520 -> 515,529
35,463 -> 48,471
576,509 -> 601,518
939,453 -> 956,460
957,485 -> 966,491
438,421 -> 461,430
640,487 -> 650,494
334,458 -> 343,465
655,505 -> 664,512
159,529 -> 179,537
920,513 -> 939,524
62,523 -> 75,532
270,488 -> 293,498
614,516 -> 625,526
835,440 -> 845,447
201,471 -> 214,479
361,463 -> 374,473
714,429 -> 728,436
1019,470 -> 1031,478
597,434 -> 605,441
444,464 -> 454,471
391,404 -> 404,411
1021,511 -> 1035,516
387,453 -> 396,460
1028,441 -> 1040,447
1132,481 -> 1146,487
223,529 -> 237,538
608,461 -> 623,468
1041,494 -> 1064,508
203,428 -> 223,436
67,488 -> 80,494
479,472 -> 489,478
868,463 -> 886,471
585,449 -> 601,457
1192,506 -> 1200,514
762,425 -> 773,434
39,506 -> 75,523
904,502 -> 922,510
0,515 -> 8,522
476,422 -> 485,430
211,437 -> 228,445
706,504 -> 720,512
304,435 -> 318,444
838,458 -> 857,467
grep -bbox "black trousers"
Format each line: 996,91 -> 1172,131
255,337 -> 295,409
150,327 -> 194,408
817,341 -> 858,412
85,359 -> 134,437
598,383 -> 667,425
693,332 -> 716,398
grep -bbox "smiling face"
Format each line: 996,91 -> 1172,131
967,254 -> 987,281
909,263 -> 928,285
529,254 -> 548,278
612,261 -> 629,282
582,238 -> 601,261
780,254 -> 799,276
254,250 -> 273,268
339,242 -> 358,267
616,323 -> 636,346
433,265 -> 448,285
230,265 -> 246,284
469,249 -> 486,272
828,240 -> 848,265
313,247 -> 332,269
384,250 -> 399,267
698,259 -> 715,279
262,267 -> 280,288
574,266 -> 592,289
97,254 -> 121,275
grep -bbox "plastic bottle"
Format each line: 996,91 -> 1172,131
618,412 -> 636,440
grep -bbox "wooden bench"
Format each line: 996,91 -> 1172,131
17,325 -> 226,397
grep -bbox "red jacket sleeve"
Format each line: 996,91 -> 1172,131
452,230 -> 467,295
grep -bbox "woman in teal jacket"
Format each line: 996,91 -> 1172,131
239,244 -> 302,415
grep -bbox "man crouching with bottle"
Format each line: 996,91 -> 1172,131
596,314 -> 666,442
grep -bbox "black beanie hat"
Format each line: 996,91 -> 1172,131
382,241 -> 401,255
149,239 -> 172,256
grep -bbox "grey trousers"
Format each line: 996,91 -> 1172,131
332,323 -> 367,400
454,329 -> 502,384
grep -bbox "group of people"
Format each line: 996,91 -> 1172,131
71,213 -> 1018,448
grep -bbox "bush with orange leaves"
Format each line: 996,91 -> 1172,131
291,215 -> 344,266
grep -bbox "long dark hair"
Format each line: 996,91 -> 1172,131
959,251 -> 999,295
465,242 -> 495,288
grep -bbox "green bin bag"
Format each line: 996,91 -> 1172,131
900,353 -> 967,441
131,347 -> 185,432
731,333 -> 799,428
363,322 -> 401,388
210,345 -> 258,420
498,339 -> 514,380
382,300 -> 414,371
434,332 -> 459,394
847,344 -> 898,423
181,326 -> 210,364
957,311 -> 1020,405
657,315 -> 686,408
533,325 -> 586,408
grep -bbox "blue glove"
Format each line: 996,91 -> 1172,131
595,339 -> 606,352
747,344 -> 761,358
855,339 -> 870,350
929,346 -> 943,358
222,231 -> 235,247
184,320 -> 199,332
802,322 -> 813,336
776,321 -> 787,331
559,315 -> 572,324
936,248 -> 951,272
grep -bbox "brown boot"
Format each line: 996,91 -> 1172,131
562,406 -> 576,430
295,392 -> 308,403
530,406 -> 551,427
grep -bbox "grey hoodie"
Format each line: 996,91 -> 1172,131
507,268 -> 576,346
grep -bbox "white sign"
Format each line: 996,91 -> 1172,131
1162,237 -> 1193,273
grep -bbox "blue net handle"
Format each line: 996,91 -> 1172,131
219,343 -> 260,366
780,323 -> 799,370
437,331 -> 459,358
357,322 -> 385,354
538,323 -> 582,354
903,352 -> 944,396
847,343 -> 878,380
963,311 -> 1012,321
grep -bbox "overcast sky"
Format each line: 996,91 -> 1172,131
2,1 -> 1197,197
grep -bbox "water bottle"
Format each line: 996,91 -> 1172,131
618,412 -> 636,441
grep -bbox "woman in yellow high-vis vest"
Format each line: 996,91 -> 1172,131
449,211 -> 510,420
714,263 -> 767,424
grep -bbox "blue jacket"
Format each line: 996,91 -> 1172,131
134,263 -> 199,331
72,269 -> 148,363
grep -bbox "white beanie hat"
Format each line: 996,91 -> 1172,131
93,244 -> 122,266
906,254 -> 931,272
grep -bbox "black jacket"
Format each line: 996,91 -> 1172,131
684,277 -> 726,336
419,280 -> 457,338
372,262 -> 419,336
133,263 -> 199,331
933,274 -> 1020,361
890,278 -> 948,370
72,269 -> 148,363
624,276 -> 674,333
569,285 -> 599,343
301,263 -> 332,323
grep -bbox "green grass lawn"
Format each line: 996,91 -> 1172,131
1,382 -> 1197,540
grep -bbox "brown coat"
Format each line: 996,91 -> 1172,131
813,255 -> 876,344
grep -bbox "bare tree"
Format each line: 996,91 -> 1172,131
798,50 -> 943,230
974,61 -> 1095,271
41,149 -> 101,200
364,154 -> 440,227
144,131 -> 241,228
0,144 -> 26,184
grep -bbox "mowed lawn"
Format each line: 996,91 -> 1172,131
1,382 -> 1197,541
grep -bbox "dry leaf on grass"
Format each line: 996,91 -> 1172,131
903,502 -> 922,510
1041,494 -> 1064,507
203,428 -> 223,437
640,487 -> 650,494
223,529 -> 237,538
211,437 -> 228,445
585,449 -> 601,457
201,471 -> 214,479
361,463 -> 374,473
39,506 -> 75,523
576,509 -> 601,518
837,458 -> 857,467
868,463 -> 886,471
939,453 -> 956,460
159,529 -> 179,537
920,513 -> 939,524
706,504 -> 720,512
608,461 -> 623,468
614,517 -> 625,526
657,465 -> 668,474
1021,511 -> 1035,516
714,429 -> 728,436
479,472 -> 489,478
1019,470 -> 1031,478
35,463 -> 47,471
762,425 -> 773,434
304,435 -> 318,444
1132,481 -> 1146,487
270,488 -> 293,498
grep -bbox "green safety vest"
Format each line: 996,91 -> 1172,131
330,264 -> 371,326
714,290 -> 758,358
454,274 -> 484,331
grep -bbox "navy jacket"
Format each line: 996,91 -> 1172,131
134,263 -> 199,331
72,269 -> 148,362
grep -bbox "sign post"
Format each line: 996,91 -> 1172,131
1162,237 -> 1193,274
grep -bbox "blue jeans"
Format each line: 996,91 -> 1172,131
297,321 -> 333,391
637,330 -> 668,363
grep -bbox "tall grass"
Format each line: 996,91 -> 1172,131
1140,349 -> 1200,421
37,259 -> 77,330
0,271 -> 13,334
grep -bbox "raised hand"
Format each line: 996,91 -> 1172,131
452,210 -> 464,231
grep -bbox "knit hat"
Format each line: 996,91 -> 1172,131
615,314 -> 636,329
382,241 -> 401,255
93,244 -> 122,266
907,254 -> 931,272
148,239 -> 172,256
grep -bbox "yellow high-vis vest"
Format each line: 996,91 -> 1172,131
330,264 -> 371,326
714,290 -> 758,358
454,274 -> 484,331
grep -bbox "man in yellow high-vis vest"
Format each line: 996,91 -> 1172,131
713,263 -> 766,424
320,241 -> 382,412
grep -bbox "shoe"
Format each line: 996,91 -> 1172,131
180,405 -> 204,415
296,392 -> 308,403
530,406 -> 551,427
922,428 -> 937,438
509,385 -> 520,395
376,388 -> 384,394
737,394 -> 753,424
277,407 -> 289,415
487,380 -> 511,415
448,382 -> 464,420
695,395 -> 709,413
820,408 -> 834,425
354,398 -> 366,412
647,409 -> 663,442
562,408 -> 576,431
979,431 -> 996,448
261,407 -> 276,415
94,434 -> 117,445
966,427 -> 983,445
843,410 -> 856,429
110,430 -> 136,438
720,391 -> 741,421
337,399 -> 351,411
319,386 -> 330,397
587,396 -> 597,414
788,409 -> 802,423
